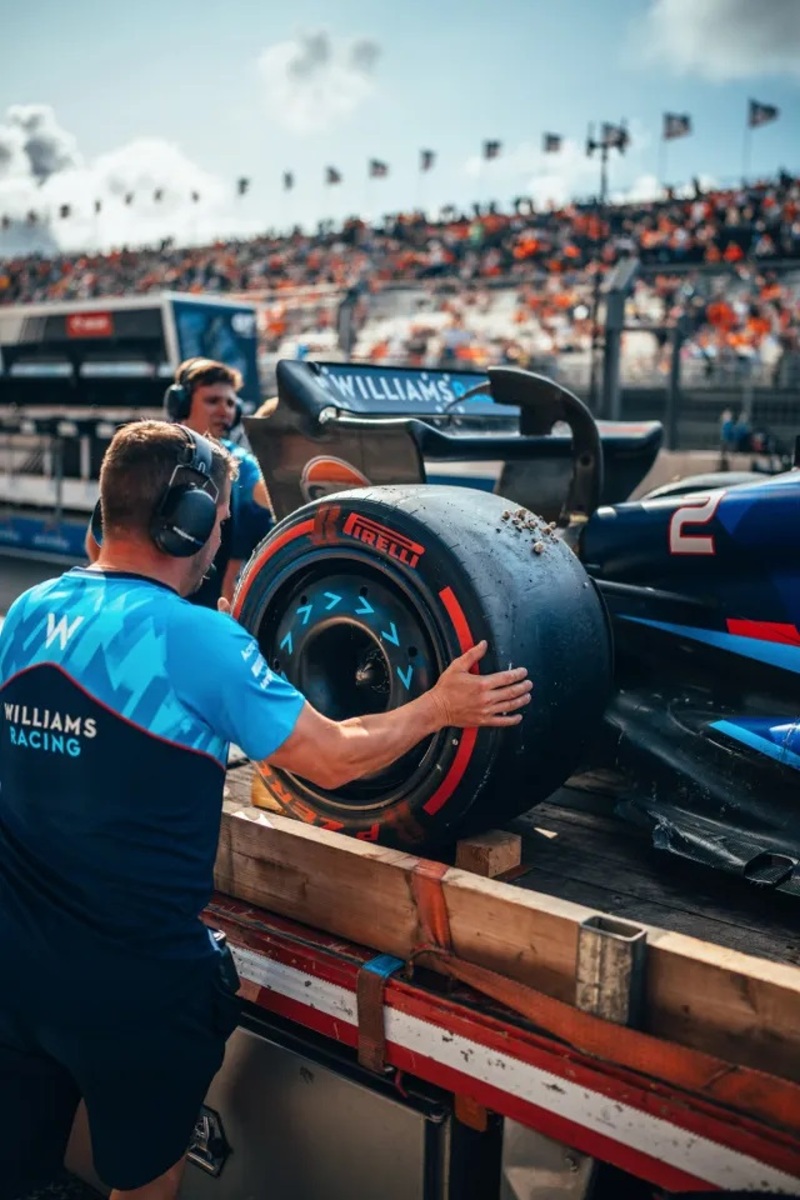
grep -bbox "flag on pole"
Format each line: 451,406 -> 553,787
748,99 -> 779,128
420,149 -> 435,172
483,139 -> 501,160
325,166 -> 342,184
283,171 -> 294,191
543,133 -> 562,153
369,158 -> 389,178
663,112 -> 692,140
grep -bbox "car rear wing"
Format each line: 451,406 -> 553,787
245,361 -> 663,528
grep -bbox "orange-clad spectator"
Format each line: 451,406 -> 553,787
706,299 -> 737,330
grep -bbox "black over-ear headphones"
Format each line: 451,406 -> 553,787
150,428 -> 220,557
163,359 -> 243,431
163,359 -> 206,422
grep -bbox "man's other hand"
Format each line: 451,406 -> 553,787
428,641 -> 531,729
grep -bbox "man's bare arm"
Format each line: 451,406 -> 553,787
266,641 -> 531,789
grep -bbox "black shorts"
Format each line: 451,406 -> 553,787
0,947 -> 240,1197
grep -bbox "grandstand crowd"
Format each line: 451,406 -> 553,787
1,173 -> 799,386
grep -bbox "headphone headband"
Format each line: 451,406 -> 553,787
174,427 -> 218,494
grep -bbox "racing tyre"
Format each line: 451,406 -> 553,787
234,485 -> 612,848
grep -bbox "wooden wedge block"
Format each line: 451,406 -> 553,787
455,830 -> 522,878
250,768 -> 283,813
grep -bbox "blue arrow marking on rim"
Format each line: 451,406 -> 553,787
381,622 -> 400,646
355,596 -> 375,615
397,664 -> 414,691
296,604 -> 312,625
280,632 -> 293,654
324,592 -> 342,610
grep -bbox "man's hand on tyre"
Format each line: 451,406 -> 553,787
428,641 -> 531,729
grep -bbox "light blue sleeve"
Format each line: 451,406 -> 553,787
229,449 -> 274,561
167,604 -> 306,762
235,450 -> 262,496
0,592 -> 28,682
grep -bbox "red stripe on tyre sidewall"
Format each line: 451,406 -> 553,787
233,519 -> 316,620
424,586 -> 479,816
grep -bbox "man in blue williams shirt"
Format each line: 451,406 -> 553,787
86,356 -> 274,607
0,419 -> 531,1200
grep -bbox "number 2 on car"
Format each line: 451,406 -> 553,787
668,492 -> 725,556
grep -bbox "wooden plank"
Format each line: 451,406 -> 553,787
215,765 -> 800,1083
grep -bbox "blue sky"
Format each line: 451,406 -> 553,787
1,0 -> 799,250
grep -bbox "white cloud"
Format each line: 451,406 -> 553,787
257,29 -> 381,135
0,105 -> 82,184
610,174 -> 662,204
635,0 -> 800,81
0,108 -> 264,256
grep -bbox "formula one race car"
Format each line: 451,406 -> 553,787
233,360 -> 800,896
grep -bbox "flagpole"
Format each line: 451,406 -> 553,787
658,136 -> 667,197
742,117 -> 752,186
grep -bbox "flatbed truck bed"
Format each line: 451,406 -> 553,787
206,761 -> 800,1196
227,752 -> 800,969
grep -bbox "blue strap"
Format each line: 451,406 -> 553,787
356,954 -> 404,1073
361,953 -> 404,979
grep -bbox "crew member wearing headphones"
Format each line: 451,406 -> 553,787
0,420 -> 530,1199
85,357 -> 274,606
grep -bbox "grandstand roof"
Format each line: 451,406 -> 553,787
0,291 -> 257,319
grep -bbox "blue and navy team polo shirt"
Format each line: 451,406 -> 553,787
0,568 -> 304,986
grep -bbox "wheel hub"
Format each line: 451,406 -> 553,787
297,621 -> 391,721
271,571 -> 435,722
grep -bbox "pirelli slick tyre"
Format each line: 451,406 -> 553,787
233,485 -> 612,849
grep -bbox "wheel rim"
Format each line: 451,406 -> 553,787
266,566 -> 442,808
